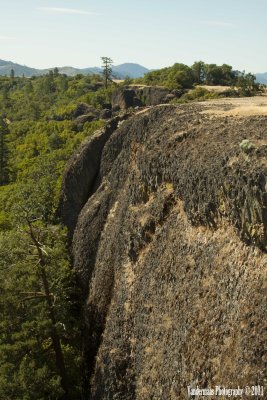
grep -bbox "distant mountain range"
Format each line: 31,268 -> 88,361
255,73 -> 267,84
0,59 -> 150,78
1,59 -> 266,83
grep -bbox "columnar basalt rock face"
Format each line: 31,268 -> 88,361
60,102 -> 267,399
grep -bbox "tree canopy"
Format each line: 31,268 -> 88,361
137,61 -> 259,93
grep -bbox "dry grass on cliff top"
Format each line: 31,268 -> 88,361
200,95 -> 267,116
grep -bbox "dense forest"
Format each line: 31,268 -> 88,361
0,60 -> 262,399
0,71 -> 111,399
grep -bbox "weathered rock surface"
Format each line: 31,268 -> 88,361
59,100 -> 267,399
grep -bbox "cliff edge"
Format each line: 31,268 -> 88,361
59,99 -> 267,399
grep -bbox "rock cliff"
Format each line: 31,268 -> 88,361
111,86 -> 182,110
59,100 -> 267,399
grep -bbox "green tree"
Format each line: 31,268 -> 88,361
143,63 -> 194,89
236,71 -> 258,96
123,75 -> 133,85
0,179 -> 82,399
0,117 -> 9,185
191,61 -> 206,84
59,75 -> 69,92
40,71 -> 57,95
25,80 -> 34,96
169,63 -> 194,88
203,64 -> 220,85
10,68 -> 15,79
203,63 -> 236,85
2,85 -> 10,107
0,221 -> 78,399
30,101 -> 41,120
101,57 -> 113,89
23,213 -> 69,398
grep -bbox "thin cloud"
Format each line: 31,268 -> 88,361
38,7 -> 98,16
199,20 -> 236,27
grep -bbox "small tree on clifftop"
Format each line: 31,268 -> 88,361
101,57 -> 113,89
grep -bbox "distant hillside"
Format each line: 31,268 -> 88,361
0,59 -> 149,78
255,72 -> 267,84
0,59 -> 42,77
80,67 -> 102,75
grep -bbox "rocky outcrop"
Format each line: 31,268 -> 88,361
72,103 -> 99,119
99,108 -> 112,120
111,86 -> 182,110
59,101 -> 267,399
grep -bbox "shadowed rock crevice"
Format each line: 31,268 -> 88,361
57,114 -> 131,237
60,102 -> 266,399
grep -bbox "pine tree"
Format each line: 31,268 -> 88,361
10,68 -> 15,79
101,57 -> 113,89
0,178 -> 82,399
0,220 -> 80,399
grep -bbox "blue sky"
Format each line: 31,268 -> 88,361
0,0 -> 266,72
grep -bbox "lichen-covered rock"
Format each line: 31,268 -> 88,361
61,102 -> 266,399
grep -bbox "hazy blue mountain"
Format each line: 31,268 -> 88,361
113,63 -> 150,78
0,60 -> 10,67
0,59 -> 149,78
255,73 -> 267,84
